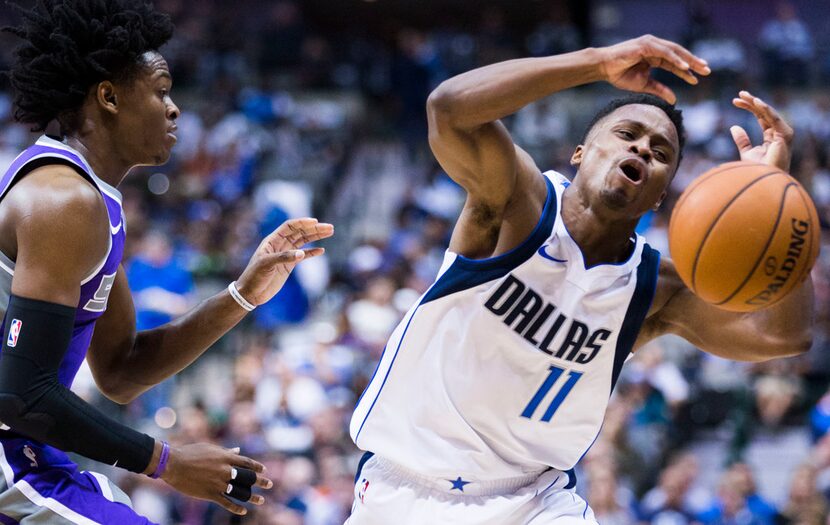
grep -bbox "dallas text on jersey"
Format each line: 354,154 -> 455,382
484,274 -> 612,364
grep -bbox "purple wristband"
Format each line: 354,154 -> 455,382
149,441 -> 170,479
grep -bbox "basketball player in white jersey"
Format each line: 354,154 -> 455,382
346,35 -> 814,524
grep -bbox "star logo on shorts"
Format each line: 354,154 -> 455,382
448,476 -> 471,492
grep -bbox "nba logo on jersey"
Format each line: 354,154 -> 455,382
7,319 -> 22,348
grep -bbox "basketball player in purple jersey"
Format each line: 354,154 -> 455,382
0,1 -> 333,522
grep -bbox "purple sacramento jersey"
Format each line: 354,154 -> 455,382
0,136 -> 153,524
0,136 -> 126,387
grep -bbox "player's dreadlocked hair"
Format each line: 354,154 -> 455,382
581,93 -> 686,167
3,0 -> 174,132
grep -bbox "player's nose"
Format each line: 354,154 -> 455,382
628,140 -> 652,162
167,99 -> 180,121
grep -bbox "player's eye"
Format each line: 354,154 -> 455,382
617,129 -> 634,139
654,149 -> 668,162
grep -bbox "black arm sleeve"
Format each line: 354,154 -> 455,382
0,295 -> 155,473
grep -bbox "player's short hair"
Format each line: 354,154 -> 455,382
3,0 -> 174,132
581,93 -> 686,166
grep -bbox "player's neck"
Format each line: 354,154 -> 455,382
63,127 -> 132,188
560,187 -> 638,267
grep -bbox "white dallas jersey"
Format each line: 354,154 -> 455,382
350,171 -> 660,483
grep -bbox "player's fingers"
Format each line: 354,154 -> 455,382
285,221 -> 312,245
225,483 -> 252,502
307,222 -> 334,241
230,466 -> 258,487
659,38 -> 711,75
647,54 -> 698,85
213,495 -> 247,515
271,217 -> 319,243
254,473 -> 274,489
261,250 -> 305,265
300,247 -> 325,259
746,93 -> 794,140
288,223 -> 334,245
733,96 -> 770,129
269,219 -> 332,245
735,92 -> 794,143
281,217 -> 320,230
641,77 -> 676,104
229,453 -> 267,474
736,92 -> 777,123
644,43 -> 695,84
730,125 -> 752,152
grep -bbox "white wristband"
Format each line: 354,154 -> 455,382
228,281 -> 256,311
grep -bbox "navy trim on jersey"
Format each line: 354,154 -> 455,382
564,468 -> 577,489
354,451 -> 375,483
422,175 -> 556,305
610,244 -> 661,392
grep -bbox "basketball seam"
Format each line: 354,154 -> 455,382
714,181 -> 794,305
690,170 -> 781,293
786,184 -> 817,293
669,163 -> 757,242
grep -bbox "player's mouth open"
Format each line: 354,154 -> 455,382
618,158 -> 646,185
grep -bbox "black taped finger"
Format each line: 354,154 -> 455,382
225,482 -> 252,502
231,467 -> 257,487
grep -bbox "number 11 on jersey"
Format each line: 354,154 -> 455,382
521,365 -> 583,422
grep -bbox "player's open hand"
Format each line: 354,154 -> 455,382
598,35 -> 711,104
162,443 -> 273,515
730,90 -> 794,172
235,217 -> 333,307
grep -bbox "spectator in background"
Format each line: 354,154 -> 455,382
638,454 -> 703,525
587,466 -> 637,525
127,230 -> 195,419
525,3 -> 581,57
729,463 -> 777,525
345,275 -> 399,358
776,464 -> 828,525
392,28 -> 444,160
253,206 -> 311,330
759,1 -> 814,87
258,0 -> 306,73
696,466 -> 774,525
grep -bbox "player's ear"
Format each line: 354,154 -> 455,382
96,81 -> 119,115
653,190 -> 667,211
570,145 -> 584,167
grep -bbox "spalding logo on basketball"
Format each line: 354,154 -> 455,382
669,161 -> 820,312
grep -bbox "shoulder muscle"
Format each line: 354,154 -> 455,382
8,165 -> 110,305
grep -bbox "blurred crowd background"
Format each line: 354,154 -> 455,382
3,0 -> 830,523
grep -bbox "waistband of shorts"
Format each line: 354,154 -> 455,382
368,454 -> 559,497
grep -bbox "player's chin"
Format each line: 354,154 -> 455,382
145,149 -> 172,166
152,142 -> 176,165
598,188 -> 633,211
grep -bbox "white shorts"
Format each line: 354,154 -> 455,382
345,454 -> 598,525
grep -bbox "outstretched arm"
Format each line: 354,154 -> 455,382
638,92 -> 815,361
87,218 -> 333,403
638,258 -> 813,361
427,35 -> 709,259
0,168 -> 273,515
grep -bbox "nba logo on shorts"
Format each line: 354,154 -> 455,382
7,319 -> 22,348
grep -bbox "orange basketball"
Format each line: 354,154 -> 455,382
668,161 -> 820,312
